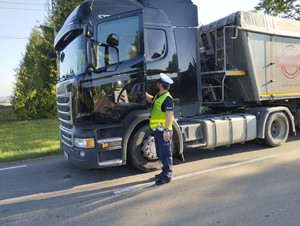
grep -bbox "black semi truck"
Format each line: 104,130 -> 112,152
54,0 -> 300,172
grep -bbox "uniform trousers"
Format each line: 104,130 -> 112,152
153,130 -> 173,179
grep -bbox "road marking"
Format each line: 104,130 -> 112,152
172,155 -> 278,181
114,182 -> 155,195
113,155 -> 278,195
0,165 -> 27,171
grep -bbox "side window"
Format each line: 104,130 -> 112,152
114,83 -> 145,104
96,16 -> 142,68
146,29 -> 167,61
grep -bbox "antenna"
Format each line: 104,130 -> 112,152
90,0 -> 95,11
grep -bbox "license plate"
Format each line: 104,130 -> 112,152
64,151 -> 69,160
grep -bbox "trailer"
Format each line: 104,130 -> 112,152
199,11 -> 300,106
54,0 -> 300,172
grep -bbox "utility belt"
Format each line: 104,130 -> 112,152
151,123 -> 172,132
151,122 -> 164,131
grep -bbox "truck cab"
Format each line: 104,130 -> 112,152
54,0 -> 200,171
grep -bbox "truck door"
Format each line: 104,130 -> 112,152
91,14 -> 147,124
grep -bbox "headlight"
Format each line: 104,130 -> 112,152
74,138 -> 95,148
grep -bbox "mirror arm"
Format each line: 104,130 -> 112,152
92,40 -> 108,48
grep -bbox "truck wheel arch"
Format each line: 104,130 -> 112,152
264,112 -> 289,146
251,106 -> 296,139
122,113 -> 184,164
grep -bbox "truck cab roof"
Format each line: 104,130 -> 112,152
54,0 -> 198,50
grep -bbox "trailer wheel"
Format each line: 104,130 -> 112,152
264,112 -> 289,147
128,124 -> 162,172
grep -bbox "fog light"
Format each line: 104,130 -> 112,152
97,137 -> 122,149
74,138 -> 95,148
79,151 -> 85,158
102,142 -> 109,148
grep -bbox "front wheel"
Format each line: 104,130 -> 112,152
128,124 -> 162,172
264,112 -> 289,147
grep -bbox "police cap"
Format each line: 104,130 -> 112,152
158,73 -> 174,85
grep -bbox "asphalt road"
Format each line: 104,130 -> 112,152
1,133 -> 300,226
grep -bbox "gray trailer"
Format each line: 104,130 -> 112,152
199,11 -> 300,106
181,11 -> 300,150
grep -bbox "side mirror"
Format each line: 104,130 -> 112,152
84,24 -> 93,37
106,34 -> 120,47
60,52 -> 65,63
87,38 -> 93,66
48,50 -> 57,59
86,38 -> 95,74
106,46 -> 119,65
90,39 -> 120,70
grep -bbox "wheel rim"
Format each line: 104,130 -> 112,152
141,135 -> 158,160
271,118 -> 285,140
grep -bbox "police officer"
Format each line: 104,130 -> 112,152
146,73 -> 174,185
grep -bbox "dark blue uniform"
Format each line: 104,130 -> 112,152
152,93 -> 174,180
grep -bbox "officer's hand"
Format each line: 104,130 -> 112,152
163,131 -> 170,142
145,92 -> 153,103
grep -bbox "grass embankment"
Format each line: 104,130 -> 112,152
0,105 -> 61,163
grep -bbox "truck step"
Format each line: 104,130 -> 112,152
185,140 -> 207,149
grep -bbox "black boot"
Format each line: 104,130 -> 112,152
155,177 -> 172,185
155,172 -> 163,179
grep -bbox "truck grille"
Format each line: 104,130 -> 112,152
60,126 -> 73,147
57,94 -> 72,125
56,79 -> 75,147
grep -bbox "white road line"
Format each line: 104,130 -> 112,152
114,182 -> 155,195
0,165 -> 27,171
172,155 -> 278,181
113,155 -> 278,195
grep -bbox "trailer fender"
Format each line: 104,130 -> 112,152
249,107 -> 296,139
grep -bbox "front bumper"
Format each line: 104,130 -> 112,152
60,125 -> 125,169
61,142 -> 124,169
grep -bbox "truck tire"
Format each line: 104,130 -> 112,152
264,112 -> 289,147
128,124 -> 162,172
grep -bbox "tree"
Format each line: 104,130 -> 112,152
12,0 -> 84,120
12,25 -> 57,120
255,0 -> 300,20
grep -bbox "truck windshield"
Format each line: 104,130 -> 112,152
96,15 -> 142,68
59,31 -> 87,78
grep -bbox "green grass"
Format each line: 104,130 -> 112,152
0,119 -> 61,163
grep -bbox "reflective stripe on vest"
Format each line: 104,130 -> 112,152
149,92 -> 174,130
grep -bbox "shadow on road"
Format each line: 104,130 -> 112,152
175,129 -> 299,165
1,129 -> 299,202
1,130 -> 300,225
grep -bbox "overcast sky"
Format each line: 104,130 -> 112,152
0,0 -> 260,97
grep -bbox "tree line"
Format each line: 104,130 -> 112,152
12,0 -> 84,120
255,0 -> 299,20
0,97 -> 11,104
11,0 -> 299,120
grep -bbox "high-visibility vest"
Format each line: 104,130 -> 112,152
150,92 -> 174,130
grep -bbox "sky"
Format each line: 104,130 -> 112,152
0,0 -> 260,97
0,0 -> 48,97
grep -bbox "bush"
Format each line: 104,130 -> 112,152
0,105 -> 18,121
